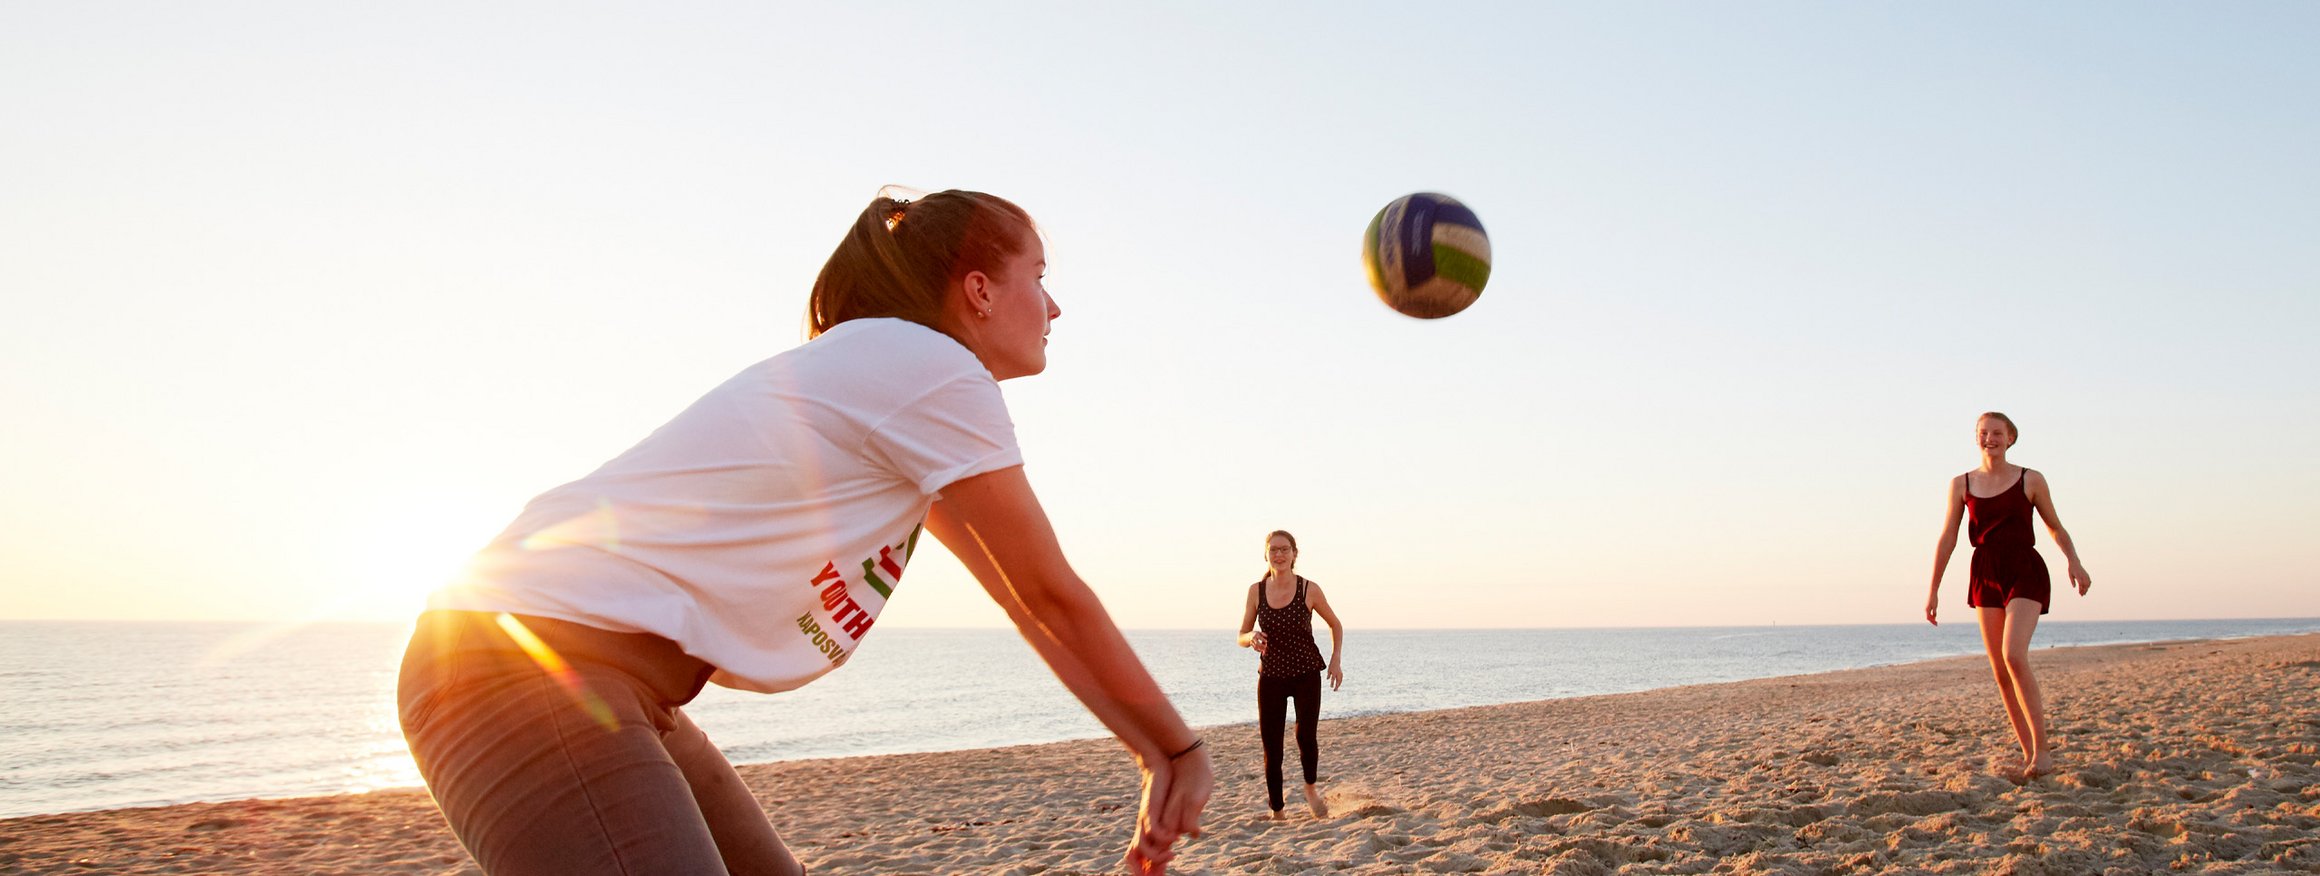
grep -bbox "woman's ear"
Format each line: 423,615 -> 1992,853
959,270 -> 993,316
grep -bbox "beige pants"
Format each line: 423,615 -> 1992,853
398,610 -> 798,876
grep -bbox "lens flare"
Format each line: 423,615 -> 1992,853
494,613 -> 619,732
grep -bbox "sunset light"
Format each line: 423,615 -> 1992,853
2,5 -> 2315,873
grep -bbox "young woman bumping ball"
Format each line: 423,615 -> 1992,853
399,188 -> 1211,875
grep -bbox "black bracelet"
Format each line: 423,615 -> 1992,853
1167,738 -> 1205,760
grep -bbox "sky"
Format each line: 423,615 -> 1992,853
2,3 -> 2315,630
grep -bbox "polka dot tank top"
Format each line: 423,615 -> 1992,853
1255,575 -> 1326,679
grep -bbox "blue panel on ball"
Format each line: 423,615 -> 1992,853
1397,196 -> 1438,288
1429,198 -> 1483,233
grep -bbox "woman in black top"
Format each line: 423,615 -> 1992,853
1237,530 -> 1346,819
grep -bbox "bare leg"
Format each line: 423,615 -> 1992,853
1975,606 -> 2033,772
2000,599 -> 2053,776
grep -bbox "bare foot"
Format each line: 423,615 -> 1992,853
1303,783 -> 1329,818
2024,751 -> 2056,778
1265,808 -> 1284,821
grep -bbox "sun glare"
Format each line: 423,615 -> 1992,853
341,496 -> 511,620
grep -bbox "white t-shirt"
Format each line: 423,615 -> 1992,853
429,318 -> 1022,693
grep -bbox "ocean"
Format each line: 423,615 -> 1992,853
3,616 -> 2315,819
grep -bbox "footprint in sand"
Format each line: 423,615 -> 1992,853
1321,785 -> 1401,819
1461,795 -> 1596,826
1512,797 -> 1595,818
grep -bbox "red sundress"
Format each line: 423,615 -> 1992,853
1964,468 -> 2052,614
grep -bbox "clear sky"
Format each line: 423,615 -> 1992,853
3,3 -> 2314,630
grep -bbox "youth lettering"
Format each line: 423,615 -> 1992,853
795,524 -> 924,659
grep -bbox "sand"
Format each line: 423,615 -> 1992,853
4,633 -> 2315,875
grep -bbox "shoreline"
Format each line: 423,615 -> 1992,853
0,629 -> 2265,822
5,633 -> 2316,873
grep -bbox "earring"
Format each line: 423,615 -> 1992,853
976,311 -> 989,319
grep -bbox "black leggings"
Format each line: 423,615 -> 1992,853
1256,670 -> 1322,811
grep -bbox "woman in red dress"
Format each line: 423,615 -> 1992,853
1926,412 -> 2093,779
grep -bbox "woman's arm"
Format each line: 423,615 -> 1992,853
924,466 -> 1210,875
1307,582 -> 1345,691
1927,476 -> 1966,625
2025,470 -> 2092,596
1237,584 -> 1266,653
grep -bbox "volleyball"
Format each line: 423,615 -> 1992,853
1362,192 -> 1492,319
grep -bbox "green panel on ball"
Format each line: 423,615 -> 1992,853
1432,246 -> 1492,293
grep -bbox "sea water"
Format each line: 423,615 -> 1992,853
3,616 -> 2315,819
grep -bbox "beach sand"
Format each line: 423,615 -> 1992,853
4,633 -> 2315,875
